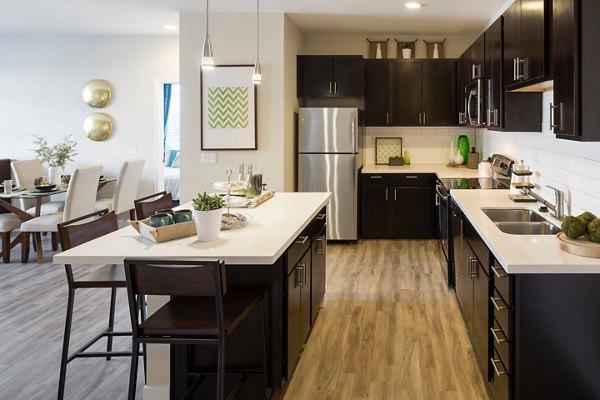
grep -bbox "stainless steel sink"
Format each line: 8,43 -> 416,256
482,208 -> 547,222
494,221 -> 561,235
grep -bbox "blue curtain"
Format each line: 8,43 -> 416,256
163,83 -> 172,161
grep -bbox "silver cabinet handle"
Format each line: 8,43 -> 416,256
405,175 -> 418,179
491,327 -> 507,344
423,113 -> 426,125
467,255 -> 472,278
295,236 -> 309,245
516,58 -> 526,80
386,112 -> 390,124
493,109 -> 498,126
513,58 -> 518,81
329,81 -> 333,94
487,108 -> 491,126
385,188 -> 388,201
334,81 -> 337,94
550,103 -> 562,130
491,296 -> 508,311
491,265 -> 508,278
315,236 -> 324,254
316,213 -> 326,220
295,264 -> 305,287
472,64 -> 476,80
491,358 -> 507,376
370,175 -> 383,179
470,256 -> 479,279
418,112 -> 422,124
394,188 -> 397,201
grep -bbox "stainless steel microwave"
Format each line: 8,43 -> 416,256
462,79 -> 489,127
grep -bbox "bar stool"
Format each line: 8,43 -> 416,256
56,209 -> 144,399
124,259 -> 268,400
133,191 -> 173,220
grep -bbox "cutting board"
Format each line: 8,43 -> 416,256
556,233 -> 600,258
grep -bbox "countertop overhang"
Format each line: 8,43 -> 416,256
451,189 -> 600,274
53,192 -> 331,266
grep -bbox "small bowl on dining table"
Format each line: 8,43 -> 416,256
34,184 -> 57,192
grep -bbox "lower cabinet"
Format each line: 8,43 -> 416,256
285,208 -> 327,379
361,173 -> 435,239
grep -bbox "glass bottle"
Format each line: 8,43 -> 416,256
245,164 -> 257,198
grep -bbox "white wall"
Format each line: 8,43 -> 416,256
477,91 -> 600,216
179,12 -> 288,202
0,35 -> 179,197
305,33 -> 477,58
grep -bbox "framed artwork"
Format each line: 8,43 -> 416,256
375,137 -> 403,165
201,65 -> 257,150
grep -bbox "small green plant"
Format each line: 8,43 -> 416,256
32,135 -> 78,168
401,42 -> 412,49
389,155 -> 402,160
192,192 -> 224,212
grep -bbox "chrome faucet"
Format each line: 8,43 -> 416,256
546,186 -> 565,219
522,185 -> 565,219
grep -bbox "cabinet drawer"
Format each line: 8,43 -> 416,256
392,173 -> 434,187
362,174 -> 390,187
464,220 -> 490,274
491,318 -> 512,370
287,233 -> 311,274
491,259 -> 511,306
491,349 -> 511,400
306,207 -> 327,238
491,289 -> 513,335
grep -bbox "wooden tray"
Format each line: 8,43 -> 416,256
557,232 -> 600,258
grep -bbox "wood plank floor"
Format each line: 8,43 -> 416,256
284,240 -> 489,400
0,234 -> 487,399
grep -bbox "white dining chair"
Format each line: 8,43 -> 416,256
20,164 -> 102,263
11,159 -> 65,215
95,159 -> 145,220
0,213 -> 22,263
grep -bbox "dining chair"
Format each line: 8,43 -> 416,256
20,164 -> 102,263
10,159 -> 65,215
95,158 -> 146,220
0,212 -> 22,263
56,209 -> 144,399
133,191 -> 173,220
124,258 -> 268,400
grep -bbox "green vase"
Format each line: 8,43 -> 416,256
457,135 -> 470,165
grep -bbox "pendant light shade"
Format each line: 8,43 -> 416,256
201,0 -> 214,69
253,0 -> 262,84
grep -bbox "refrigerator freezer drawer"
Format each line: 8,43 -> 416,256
298,153 -> 357,241
298,108 -> 358,154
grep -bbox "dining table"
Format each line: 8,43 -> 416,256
0,177 -> 116,262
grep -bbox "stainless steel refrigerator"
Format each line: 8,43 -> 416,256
298,107 -> 363,241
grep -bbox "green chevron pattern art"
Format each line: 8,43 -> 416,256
207,86 -> 249,129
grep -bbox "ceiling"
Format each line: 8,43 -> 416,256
0,0 -> 511,36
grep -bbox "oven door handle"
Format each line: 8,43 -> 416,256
435,184 -> 450,201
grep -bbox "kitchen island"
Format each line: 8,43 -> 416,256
54,192 -> 331,399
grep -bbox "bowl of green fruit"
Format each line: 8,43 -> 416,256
557,211 -> 600,258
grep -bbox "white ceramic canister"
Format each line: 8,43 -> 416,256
478,160 -> 492,178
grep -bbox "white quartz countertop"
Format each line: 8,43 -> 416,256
451,190 -> 600,274
362,164 -> 481,178
53,192 -> 331,266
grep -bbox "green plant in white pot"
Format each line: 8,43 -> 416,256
32,135 -> 78,184
192,192 -> 224,242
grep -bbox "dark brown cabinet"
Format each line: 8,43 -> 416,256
310,221 -> 326,325
457,51 -> 470,125
485,18 -> 503,129
361,173 -> 435,239
365,60 -> 392,126
286,250 -> 311,377
503,0 -> 550,89
456,215 -> 491,379
297,55 -> 364,98
365,59 -> 456,127
551,0 -> 600,141
470,33 -> 486,81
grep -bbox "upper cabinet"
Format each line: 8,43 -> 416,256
297,55 -> 364,98
470,33 -> 486,81
552,0 -> 600,141
503,0 -> 550,90
485,18 -> 502,129
365,59 -> 456,127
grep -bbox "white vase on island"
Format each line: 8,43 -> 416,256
49,166 -> 62,185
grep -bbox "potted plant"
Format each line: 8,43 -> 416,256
32,135 -> 78,184
191,192 -> 224,242
389,155 -> 404,166
401,42 -> 412,59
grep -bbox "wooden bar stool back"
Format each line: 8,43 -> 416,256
56,209 -> 143,399
133,191 -> 173,220
124,259 -> 268,400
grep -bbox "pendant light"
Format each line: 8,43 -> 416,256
252,0 -> 262,84
201,0 -> 214,69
